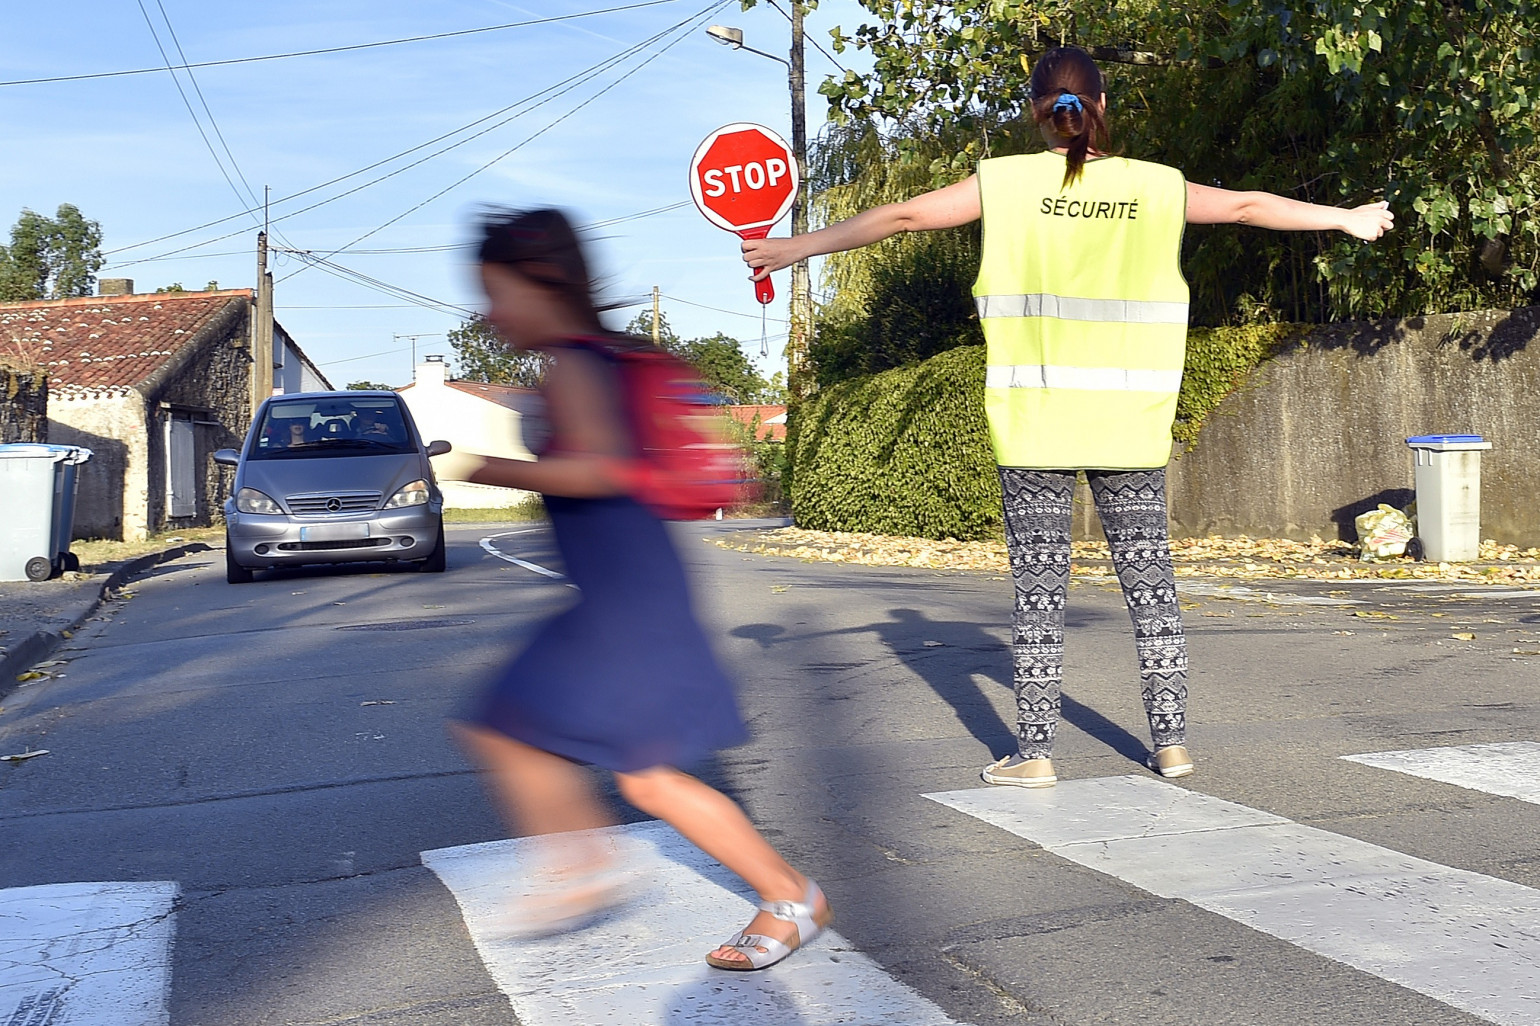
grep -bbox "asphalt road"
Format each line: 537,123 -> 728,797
1,521 -> 1538,1026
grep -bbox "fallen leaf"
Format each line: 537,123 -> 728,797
1452,632 -> 1477,641
1333,630 -> 1356,636
0,749 -> 49,762
770,585 -> 789,593
922,640 -> 946,648
14,672 -> 46,682
1514,649 -> 1540,656
360,700 -> 396,706
32,660 -> 68,669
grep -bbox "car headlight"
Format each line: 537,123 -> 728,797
236,487 -> 282,514
384,479 -> 430,508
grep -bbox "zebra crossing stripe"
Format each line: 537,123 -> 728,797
422,821 -> 971,1026
926,776 -> 1540,1026
0,881 -> 178,1026
1343,742 -> 1540,805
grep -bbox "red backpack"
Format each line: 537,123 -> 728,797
572,336 -> 755,520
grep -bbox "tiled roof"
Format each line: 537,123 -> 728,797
447,379 -> 538,410
726,404 -> 788,441
0,290 -> 252,398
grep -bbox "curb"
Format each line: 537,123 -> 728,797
0,543 -> 213,697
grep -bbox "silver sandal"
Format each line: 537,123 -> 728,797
705,881 -> 832,971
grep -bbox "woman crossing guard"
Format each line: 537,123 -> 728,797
443,208 -> 830,969
743,46 -> 1392,787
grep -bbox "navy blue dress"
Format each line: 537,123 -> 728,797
473,494 -> 747,772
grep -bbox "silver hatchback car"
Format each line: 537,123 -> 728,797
215,391 -> 451,583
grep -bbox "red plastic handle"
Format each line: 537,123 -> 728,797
738,226 -> 774,306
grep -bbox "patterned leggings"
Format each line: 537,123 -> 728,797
999,467 -> 1188,759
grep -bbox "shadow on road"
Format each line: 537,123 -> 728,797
732,605 -> 1151,768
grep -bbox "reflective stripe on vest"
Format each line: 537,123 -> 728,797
985,364 -> 1184,393
973,153 -> 1189,470
975,293 -> 1188,325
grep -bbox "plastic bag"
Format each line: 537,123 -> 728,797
1355,504 -> 1416,560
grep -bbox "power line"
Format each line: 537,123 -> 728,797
104,8 -> 712,264
660,293 -> 790,323
0,1 -> 688,87
278,1 -> 730,282
762,0 -> 848,72
101,200 -> 695,270
135,0 -> 259,223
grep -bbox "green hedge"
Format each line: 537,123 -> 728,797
1173,323 -> 1303,448
788,327 -> 1295,539
786,345 -> 1001,540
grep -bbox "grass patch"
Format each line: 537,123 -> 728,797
71,526 -> 224,571
442,497 -> 546,524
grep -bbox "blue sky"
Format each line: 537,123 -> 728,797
0,0 -> 870,387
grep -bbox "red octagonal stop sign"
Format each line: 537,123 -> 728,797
689,122 -> 798,303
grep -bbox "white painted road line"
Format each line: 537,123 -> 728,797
1344,741 -> 1540,805
479,531 -> 568,581
0,881 -> 178,1026
927,777 -> 1540,1026
423,821 -> 971,1026
1176,582 -> 1366,605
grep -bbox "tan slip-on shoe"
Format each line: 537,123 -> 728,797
1146,745 -> 1194,778
981,755 -> 1057,788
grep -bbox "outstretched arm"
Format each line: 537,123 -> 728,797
1187,182 -> 1393,241
742,176 -> 982,279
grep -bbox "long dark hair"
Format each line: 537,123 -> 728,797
1028,46 -> 1111,189
477,207 -> 606,335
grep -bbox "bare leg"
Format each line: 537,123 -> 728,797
615,766 -> 828,966
452,723 -> 614,873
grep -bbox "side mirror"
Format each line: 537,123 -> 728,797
213,448 -> 241,467
425,440 -> 452,458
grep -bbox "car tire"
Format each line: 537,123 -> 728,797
418,523 -> 447,573
226,535 -> 254,584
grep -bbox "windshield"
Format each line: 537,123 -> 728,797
248,396 -> 416,460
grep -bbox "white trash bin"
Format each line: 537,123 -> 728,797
1405,434 -> 1492,562
0,443 -> 93,582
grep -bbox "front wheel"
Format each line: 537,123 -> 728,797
225,536 -> 254,584
418,523 -> 446,573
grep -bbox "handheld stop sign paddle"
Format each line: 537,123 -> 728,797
688,123 -> 799,304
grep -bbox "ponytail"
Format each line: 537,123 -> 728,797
1027,47 -> 1111,189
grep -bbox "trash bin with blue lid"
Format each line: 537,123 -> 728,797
1405,434 -> 1492,562
0,443 -> 93,582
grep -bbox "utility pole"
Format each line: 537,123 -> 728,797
786,1 -> 812,402
253,229 -> 274,415
651,285 -> 662,345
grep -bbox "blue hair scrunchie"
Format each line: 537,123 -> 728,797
1051,92 -> 1083,114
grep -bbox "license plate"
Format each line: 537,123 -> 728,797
299,523 -> 370,542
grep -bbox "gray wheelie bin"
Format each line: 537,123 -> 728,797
1405,434 -> 1492,562
0,443 -> 93,581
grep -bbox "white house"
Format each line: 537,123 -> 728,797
397,355 -> 538,509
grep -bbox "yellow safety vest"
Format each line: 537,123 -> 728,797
974,152 -> 1188,469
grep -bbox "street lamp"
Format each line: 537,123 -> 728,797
705,14 -> 812,401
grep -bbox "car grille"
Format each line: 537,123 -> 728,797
286,491 -> 382,515
277,539 -> 391,551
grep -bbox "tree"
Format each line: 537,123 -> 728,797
819,1 -> 1540,322
0,204 -> 104,302
624,311 -> 778,403
345,380 -> 394,391
447,316 -> 546,387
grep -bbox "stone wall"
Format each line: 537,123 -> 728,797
142,297 -> 252,532
0,362 -> 47,443
1154,307 -> 1540,546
